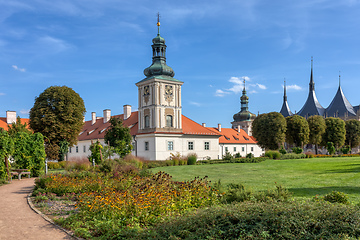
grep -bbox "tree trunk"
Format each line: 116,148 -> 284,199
5,157 -> 9,181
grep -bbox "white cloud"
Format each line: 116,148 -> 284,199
12,65 -> 26,72
189,101 -> 201,107
37,36 -> 72,53
286,84 -> 302,90
20,109 -> 30,115
0,92 -> 5,96
215,89 -> 229,97
228,76 -> 250,94
256,83 -> 267,90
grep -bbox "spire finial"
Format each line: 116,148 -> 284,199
339,71 -> 341,87
157,12 -> 160,35
243,77 -> 246,90
309,56 -> 315,92
284,78 -> 287,101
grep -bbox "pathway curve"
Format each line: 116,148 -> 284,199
0,178 -> 74,240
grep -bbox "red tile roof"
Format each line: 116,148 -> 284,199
206,127 -> 257,144
78,112 -> 219,141
0,117 -> 30,131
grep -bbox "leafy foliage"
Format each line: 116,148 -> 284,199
291,146 -> 303,154
0,130 -> 14,182
89,140 -> 103,165
187,154 -> 197,165
307,115 -> 326,153
322,117 -> 346,149
12,132 -> 46,177
345,119 -> 360,149
29,86 -> 86,160
127,201 -> 360,240
104,117 -> 133,158
58,139 -> 69,162
285,115 -> 309,147
327,142 -> 336,155
7,116 -> 31,137
252,112 -> 287,150
323,191 -> 349,204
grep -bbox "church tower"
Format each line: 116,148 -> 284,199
231,79 -> 256,136
136,15 -> 183,133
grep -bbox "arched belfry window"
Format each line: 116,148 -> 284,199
166,115 -> 173,127
145,115 -> 150,128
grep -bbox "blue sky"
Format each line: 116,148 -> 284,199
1,0 -> 360,128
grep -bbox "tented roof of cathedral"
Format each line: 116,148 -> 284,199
279,80 -> 293,117
326,84 -> 356,117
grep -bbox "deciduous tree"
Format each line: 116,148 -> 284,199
29,86 -> 86,160
307,115 -> 326,154
322,117 -> 346,149
345,119 -> 360,149
285,115 -> 309,147
7,116 -> 31,137
104,117 -> 133,158
252,112 -> 287,150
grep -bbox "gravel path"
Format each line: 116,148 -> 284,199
0,178 -> 74,240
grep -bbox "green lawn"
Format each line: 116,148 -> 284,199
151,157 -> 360,203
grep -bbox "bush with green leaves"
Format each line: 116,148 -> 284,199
121,201 -> 360,240
280,153 -> 306,160
327,142 -> 336,155
279,146 -> 287,154
339,145 -> 350,155
323,191 -> 349,204
291,146 -> 303,154
187,154 -> 197,165
222,150 -> 233,160
221,183 -> 252,203
265,151 -> 281,159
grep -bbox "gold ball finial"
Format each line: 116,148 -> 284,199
157,22 -> 160,26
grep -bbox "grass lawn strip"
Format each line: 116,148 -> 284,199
152,157 -> 360,202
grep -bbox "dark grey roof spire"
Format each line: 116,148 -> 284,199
297,57 -> 325,118
326,73 -> 356,117
280,79 -> 293,117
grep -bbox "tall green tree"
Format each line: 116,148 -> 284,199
322,117 -> 346,149
252,112 -> 287,150
29,86 -> 86,160
307,115 -> 326,154
345,119 -> 360,149
104,117 -> 133,158
285,115 -> 309,147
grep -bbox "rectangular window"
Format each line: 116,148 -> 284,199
242,147 -> 245,152
145,141 -> 149,151
225,147 -> 228,152
168,141 -> 174,151
188,142 -> 194,150
251,147 -> 254,152
69,147 -> 72,153
204,142 -> 210,150
83,146 -> 86,153
76,146 -> 78,153
234,147 -> 236,152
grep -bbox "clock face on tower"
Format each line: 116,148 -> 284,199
144,86 -> 150,96
165,85 -> 173,102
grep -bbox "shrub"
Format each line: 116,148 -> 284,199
339,145 -> 351,155
221,183 -> 252,203
222,151 -> 233,160
327,142 -> 336,155
253,184 -> 291,202
234,152 -> 241,158
291,147 -> 303,154
246,153 -> 254,158
280,153 -> 306,160
265,151 -> 281,159
323,191 -> 349,204
305,151 -> 314,158
187,154 -> 197,165
279,146 -> 287,154
126,201 -> 360,240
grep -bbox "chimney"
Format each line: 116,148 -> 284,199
202,123 -> 206,127
238,125 -> 241,133
6,111 -> 16,124
218,123 -> 221,132
103,109 -> 111,123
123,105 -> 131,120
91,112 -> 96,125
83,116 -> 85,122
